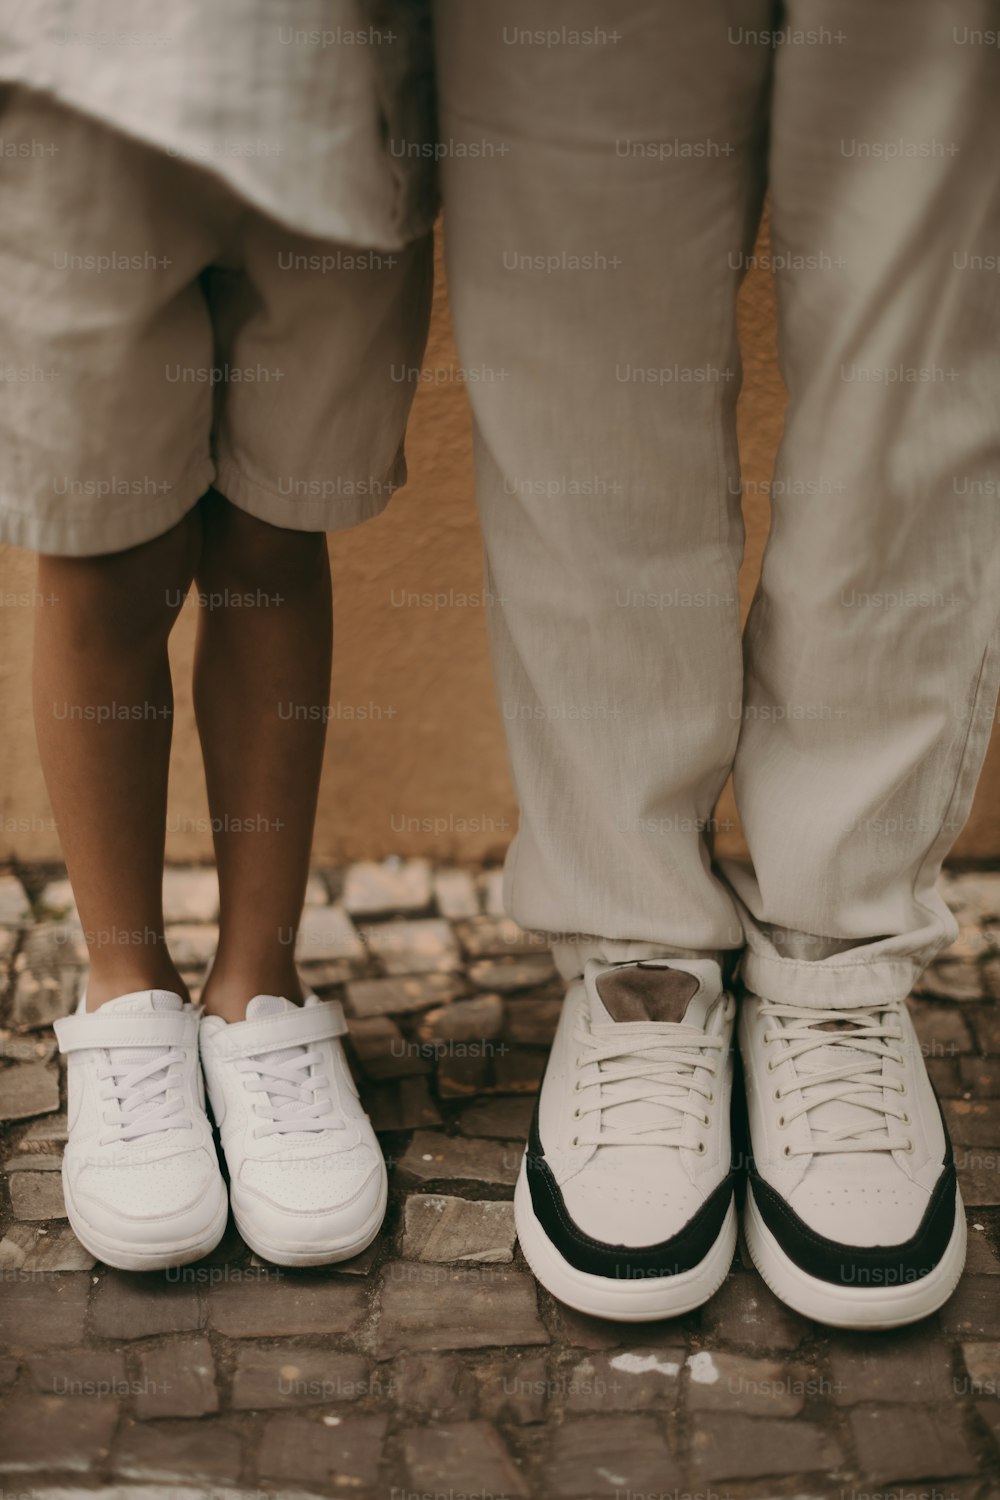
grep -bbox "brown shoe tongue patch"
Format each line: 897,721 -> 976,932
595,965 -> 700,1023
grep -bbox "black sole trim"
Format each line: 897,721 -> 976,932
746,1102 -> 958,1289
525,1095 -> 735,1280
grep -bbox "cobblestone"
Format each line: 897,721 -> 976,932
257,1412 -> 387,1490
397,1129 -> 520,1186
230,1347 -> 370,1408
0,1271 -> 90,1348
684,1349 -> 808,1415
543,1415 -> 682,1494
0,872 -> 31,925
89,1272 -> 202,1340
455,914 -> 549,959
433,867 -> 480,920
828,1332 -> 957,1403
468,954 -> 558,991
27,1348 -> 125,1396
564,1347 -> 684,1412
700,1270 -> 810,1350
402,1420 -> 528,1498
0,1222 -> 93,1271
364,1074 -> 443,1132
113,1418 -> 242,1485
0,1060 -> 60,1121
295,903 -> 365,983
472,1352 -> 548,1424
343,857 -> 433,916
376,1262 -> 549,1354
417,992 -> 504,1042
458,1095 -> 536,1139
133,1336 -> 218,1418
393,1351 -> 475,1420
0,860 -> 998,1498
690,1411 -> 844,1483
849,1402 -> 979,1482
0,1394 -> 118,1473
160,867 -> 220,923
208,1272 -> 366,1337
8,1168 -> 65,1219
401,1193 -> 516,1262
11,920 -> 87,1029
345,971 -> 464,1018
363,916 -> 462,974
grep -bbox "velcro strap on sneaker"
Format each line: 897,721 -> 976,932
203,999 -> 349,1061
54,1007 -> 201,1055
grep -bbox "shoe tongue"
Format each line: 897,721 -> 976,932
97,989 -> 184,1016
583,960 -> 722,1160
243,996 -> 319,1133
791,1010 -> 897,1161
590,959 -> 722,1029
88,991 -> 185,1111
245,994 -> 298,1021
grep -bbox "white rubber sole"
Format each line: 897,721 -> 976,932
514,1162 -> 737,1321
743,1181 -> 967,1329
63,1170 -> 229,1273
233,1171 -> 388,1268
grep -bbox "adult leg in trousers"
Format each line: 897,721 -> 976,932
730,0 -> 999,1326
435,0 -> 774,978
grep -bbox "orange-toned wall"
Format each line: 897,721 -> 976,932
2,232 -> 998,866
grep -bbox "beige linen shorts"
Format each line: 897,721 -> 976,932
0,88 -> 433,556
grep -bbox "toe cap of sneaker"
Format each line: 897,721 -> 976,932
787,1173 -> 934,1247
70,1145 -> 225,1245
234,1148 -> 386,1253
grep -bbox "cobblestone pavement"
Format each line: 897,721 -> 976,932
1,858 -> 999,1500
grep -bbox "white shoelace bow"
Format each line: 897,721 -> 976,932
238,1047 -> 344,1138
99,1048 -> 190,1144
761,1000 -> 912,1156
571,1023 -> 726,1150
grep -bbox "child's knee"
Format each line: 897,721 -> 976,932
200,493 -> 328,597
37,514 -> 198,650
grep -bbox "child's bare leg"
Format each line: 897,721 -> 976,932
193,491 -> 332,1020
32,510 -> 202,1009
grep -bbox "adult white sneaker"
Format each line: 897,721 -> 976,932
54,990 -> 228,1271
514,958 -> 738,1321
199,994 -> 387,1266
739,991 -> 966,1329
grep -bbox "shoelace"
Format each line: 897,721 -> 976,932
98,1048 -> 191,1145
237,1047 -> 344,1139
760,1000 -> 912,1156
571,1023 -> 726,1150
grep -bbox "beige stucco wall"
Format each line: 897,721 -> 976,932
2,233 -> 998,865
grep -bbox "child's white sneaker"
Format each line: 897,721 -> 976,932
54,990 -> 229,1271
199,994 -> 387,1266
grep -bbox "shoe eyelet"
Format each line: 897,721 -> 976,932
903,1139 -> 914,1154
697,1142 -> 706,1155
901,1112 -> 910,1125
782,1145 -> 792,1158
772,1087 -> 782,1102
706,1091 -> 714,1103
571,1135 -> 581,1149
572,1108 -> 581,1120
777,1115 -> 786,1129
701,1114 -> 711,1127
766,1059 -> 776,1072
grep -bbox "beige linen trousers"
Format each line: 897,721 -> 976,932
433,0 -> 1000,1004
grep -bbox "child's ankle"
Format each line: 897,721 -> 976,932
86,966 -> 191,1011
201,969 -> 306,1023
